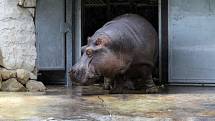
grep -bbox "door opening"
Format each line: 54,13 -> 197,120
81,0 -> 160,84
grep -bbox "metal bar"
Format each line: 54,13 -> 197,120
161,0 -> 168,84
157,0 -> 168,84
158,0 -> 162,84
74,0 -> 82,63
65,0 -> 73,86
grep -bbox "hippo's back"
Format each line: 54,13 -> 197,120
93,14 -> 158,67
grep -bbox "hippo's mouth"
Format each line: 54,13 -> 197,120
84,74 -> 102,85
72,74 -> 102,86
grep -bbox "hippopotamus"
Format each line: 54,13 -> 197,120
69,14 -> 158,93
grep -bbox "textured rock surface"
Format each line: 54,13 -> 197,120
0,0 -> 36,71
20,0 -> 36,17
1,78 -> 26,92
16,69 -> 30,84
29,72 -> 37,80
0,74 -> 2,89
0,69 -> 17,80
26,80 -> 46,92
0,50 -> 3,66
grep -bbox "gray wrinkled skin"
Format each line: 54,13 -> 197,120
70,14 -> 158,93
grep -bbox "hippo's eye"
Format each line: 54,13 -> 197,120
86,49 -> 93,57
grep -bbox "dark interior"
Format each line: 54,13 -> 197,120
82,0 -> 158,45
38,70 -> 66,85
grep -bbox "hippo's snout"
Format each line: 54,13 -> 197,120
69,69 -> 78,82
69,65 -> 98,86
69,48 -> 101,85
69,67 -> 86,83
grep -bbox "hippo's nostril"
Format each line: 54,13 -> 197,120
76,69 -> 87,81
72,70 -> 77,74
69,70 -> 77,80
76,71 -> 83,81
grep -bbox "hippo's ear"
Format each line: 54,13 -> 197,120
87,36 -> 91,44
81,45 -> 87,53
96,36 -> 111,46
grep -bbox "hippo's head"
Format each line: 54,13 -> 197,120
69,35 -> 129,85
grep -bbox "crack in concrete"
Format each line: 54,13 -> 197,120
97,96 -> 112,121
0,17 -> 17,22
0,27 -> 15,32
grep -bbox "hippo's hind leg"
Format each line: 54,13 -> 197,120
144,76 -> 159,93
137,65 -> 159,93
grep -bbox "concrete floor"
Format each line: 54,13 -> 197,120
0,86 -> 215,121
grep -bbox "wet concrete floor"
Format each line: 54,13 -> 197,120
0,86 -> 215,121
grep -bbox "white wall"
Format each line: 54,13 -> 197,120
0,0 -> 36,72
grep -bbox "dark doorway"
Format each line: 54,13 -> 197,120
82,0 -> 160,81
82,0 -> 158,46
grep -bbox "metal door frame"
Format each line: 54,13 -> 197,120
66,0 -> 82,86
159,0 -> 168,85
72,0 -> 168,86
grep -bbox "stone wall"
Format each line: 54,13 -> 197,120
0,0 -> 36,72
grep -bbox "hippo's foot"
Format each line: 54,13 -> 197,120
146,86 -> 159,93
144,79 -> 159,94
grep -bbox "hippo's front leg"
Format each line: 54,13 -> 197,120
107,76 -> 135,94
103,77 -> 113,90
103,76 -> 124,93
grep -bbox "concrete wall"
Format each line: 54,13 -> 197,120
0,0 -> 36,72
